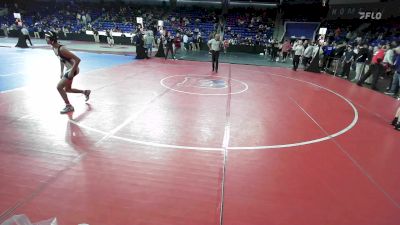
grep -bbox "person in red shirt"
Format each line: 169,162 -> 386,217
223,39 -> 229,54
281,40 -> 292,62
174,33 -> 182,57
357,45 -> 386,90
335,27 -> 341,38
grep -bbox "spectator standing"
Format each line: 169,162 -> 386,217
33,24 -> 40,38
292,40 -> 304,71
385,47 -> 400,97
174,33 -> 182,56
353,43 -> 369,82
281,40 -> 291,62
383,42 -> 397,90
165,32 -> 175,60
144,31 -> 155,57
183,33 -> 189,51
340,45 -> 354,79
303,43 -> 314,67
21,26 -> 33,46
93,28 -> 100,43
2,23 -> 9,37
357,45 -> 386,90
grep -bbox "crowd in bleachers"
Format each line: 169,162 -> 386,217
323,20 -> 400,46
0,1 -> 276,47
224,7 -> 275,46
0,1 -> 102,35
2,0 -> 399,82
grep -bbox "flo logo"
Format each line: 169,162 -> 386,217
359,11 -> 382,20
178,77 -> 228,89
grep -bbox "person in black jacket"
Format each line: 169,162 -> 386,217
106,29 -> 114,47
353,43 -> 369,82
155,33 -> 166,58
270,39 -> 278,62
135,32 -> 148,59
165,32 -> 175,60
340,46 -> 354,79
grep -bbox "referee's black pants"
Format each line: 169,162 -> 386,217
211,50 -> 220,72
293,55 -> 301,71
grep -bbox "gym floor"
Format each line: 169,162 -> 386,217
0,37 -> 399,225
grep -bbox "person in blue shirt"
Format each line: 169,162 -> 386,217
322,42 -> 334,70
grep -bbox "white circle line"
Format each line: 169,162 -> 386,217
0,87 -> 26,94
69,72 -> 358,151
160,75 -> 249,96
0,72 -> 21,77
68,119 -> 223,151
227,72 -> 359,150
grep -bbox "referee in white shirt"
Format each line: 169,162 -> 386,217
207,34 -> 223,73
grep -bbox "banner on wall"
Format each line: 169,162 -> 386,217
327,2 -> 400,20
